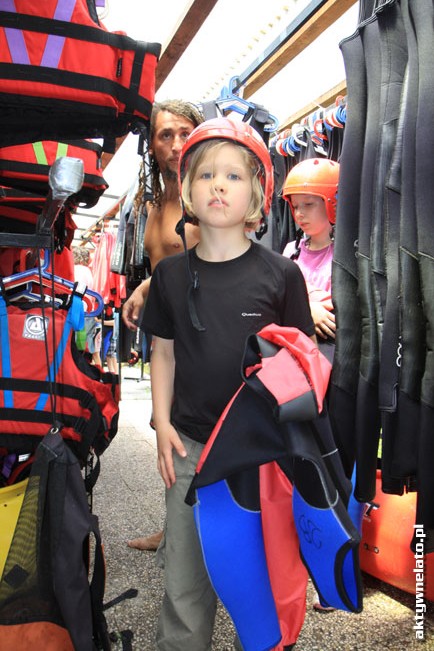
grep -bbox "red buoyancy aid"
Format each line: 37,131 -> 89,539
0,295 -> 119,463
0,0 -> 161,147
0,140 -> 108,208
0,187 -> 77,248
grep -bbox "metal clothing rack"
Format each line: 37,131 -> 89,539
232,0 -> 356,101
232,0 -> 330,94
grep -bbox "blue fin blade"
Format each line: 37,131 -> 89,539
194,479 -> 281,651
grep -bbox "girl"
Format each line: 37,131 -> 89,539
282,157 -> 339,350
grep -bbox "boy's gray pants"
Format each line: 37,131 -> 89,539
155,432 -> 217,651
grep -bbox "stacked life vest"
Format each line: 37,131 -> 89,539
0,3 -> 158,647
0,0 -> 157,476
0,0 -> 161,249
0,139 -> 109,208
0,289 -> 120,479
0,0 -> 161,148
0,139 -> 109,249
0,286 -> 119,649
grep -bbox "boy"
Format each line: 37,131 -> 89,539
142,117 -> 315,650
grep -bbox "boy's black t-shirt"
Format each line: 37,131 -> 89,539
142,243 -> 315,444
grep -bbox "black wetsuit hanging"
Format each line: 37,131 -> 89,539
328,4 -> 368,478
409,0 -> 434,552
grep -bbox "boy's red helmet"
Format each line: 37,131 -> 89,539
282,158 -> 340,224
178,117 -> 274,215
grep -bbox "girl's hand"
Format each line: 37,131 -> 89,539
310,300 -> 336,340
155,422 -> 187,488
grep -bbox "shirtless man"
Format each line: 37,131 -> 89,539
122,99 -> 203,550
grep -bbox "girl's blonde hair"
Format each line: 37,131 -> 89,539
181,140 -> 265,228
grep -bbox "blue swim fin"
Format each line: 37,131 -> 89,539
194,478 -> 281,651
347,465 -> 366,535
285,421 -> 362,613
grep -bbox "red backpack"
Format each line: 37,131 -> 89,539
0,0 -> 161,148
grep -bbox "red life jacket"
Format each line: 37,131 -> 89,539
0,140 -> 108,208
0,0 -> 161,148
0,188 -> 45,223
0,294 -> 120,464
0,187 -> 77,248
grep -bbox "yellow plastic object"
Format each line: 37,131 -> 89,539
0,479 -> 28,577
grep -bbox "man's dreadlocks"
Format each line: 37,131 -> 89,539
134,100 -> 204,215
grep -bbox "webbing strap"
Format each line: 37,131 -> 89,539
4,0 -> 76,68
41,0 -> 76,68
0,12 -> 161,56
3,0 -> 30,65
0,63 -> 153,117
0,296 -> 13,407
35,293 -> 84,411
32,141 -> 48,165
56,141 -> 69,159
32,141 -> 69,165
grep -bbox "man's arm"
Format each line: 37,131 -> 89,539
121,277 -> 151,330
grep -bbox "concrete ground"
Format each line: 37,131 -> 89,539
94,365 -> 434,651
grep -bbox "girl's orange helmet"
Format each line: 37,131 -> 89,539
282,158 -> 340,224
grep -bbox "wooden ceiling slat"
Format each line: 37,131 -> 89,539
279,79 -> 347,132
155,0 -> 219,91
242,0 -> 356,99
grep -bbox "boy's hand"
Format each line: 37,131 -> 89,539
156,423 -> 187,488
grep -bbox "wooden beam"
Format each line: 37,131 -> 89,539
278,79 -> 347,132
155,0 -> 219,91
243,0 -> 356,99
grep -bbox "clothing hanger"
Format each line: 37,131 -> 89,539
1,249 -> 103,316
3,280 -> 65,307
1,156 -> 103,316
323,96 -> 347,129
274,124 -> 315,157
291,124 -> 309,147
212,76 -> 279,133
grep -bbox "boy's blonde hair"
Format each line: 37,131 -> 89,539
181,140 -> 265,228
